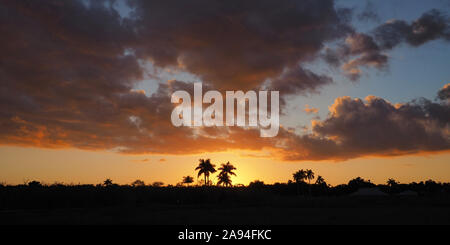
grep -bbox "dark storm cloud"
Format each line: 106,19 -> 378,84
128,0 -> 353,91
341,33 -> 388,80
374,9 -> 450,49
322,33 -> 388,80
259,82 -> 449,161
0,0 -> 449,161
305,89 -> 450,160
269,83 -> 450,161
357,1 -> 380,23
0,0 -> 352,153
266,68 -> 333,106
0,0 -> 159,151
324,9 -> 450,80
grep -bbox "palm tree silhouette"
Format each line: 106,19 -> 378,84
305,169 -> 315,196
182,175 -> 194,186
305,169 -> 315,184
217,162 -> 237,187
387,178 -> 398,187
217,172 -> 232,187
315,175 -> 325,185
293,170 -> 306,183
315,175 -> 328,194
195,159 -> 216,186
219,162 -> 236,176
103,178 -> 113,186
293,170 -> 306,195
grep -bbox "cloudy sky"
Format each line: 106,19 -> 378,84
0,0 -> 449,186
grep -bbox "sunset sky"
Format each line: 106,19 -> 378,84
0,0 -> 449,186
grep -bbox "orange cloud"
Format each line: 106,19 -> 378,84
304,104 -> 319,114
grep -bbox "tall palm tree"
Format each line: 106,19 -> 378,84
305,169 -> 315,184
293,169 -> 306,183
195,159 -> 216,186
304,169 -> 315,196
182,175 -> 194,186
217,172 -> 232,187
218,162 -> 236,176
293,170 -> 306,195
217,162 -> 237,187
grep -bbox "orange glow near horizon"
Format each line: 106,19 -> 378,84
1,146 -> 450,187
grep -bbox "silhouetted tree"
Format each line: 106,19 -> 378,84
219,162 -> 236,176
305,169 -> 315,184
425,179 -> 440,193
217,162 -> 237,187
315,175 -> 326,185
305,169 -> 315,195
293,170 -> 306,183
387,178 -> 398,187
293,169 -> 306,195
182,176 -> 194,186
348,177 -> 375,190
131,179 -> 145,187
217,172 -> 232,187
314,175 -> 328,195
28,180 -> 42,188
195,159 -> 216,186
103,178 -> 113,187
248,180 -> 265,189
152,181 -> 164,187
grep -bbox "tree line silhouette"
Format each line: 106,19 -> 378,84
1,158 -> 450,210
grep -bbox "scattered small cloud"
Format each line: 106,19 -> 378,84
304,104 -> 319,114
131,158 -> 150,163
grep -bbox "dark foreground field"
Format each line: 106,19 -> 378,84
1,184 -> 450,225
1,200 -> 450,225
